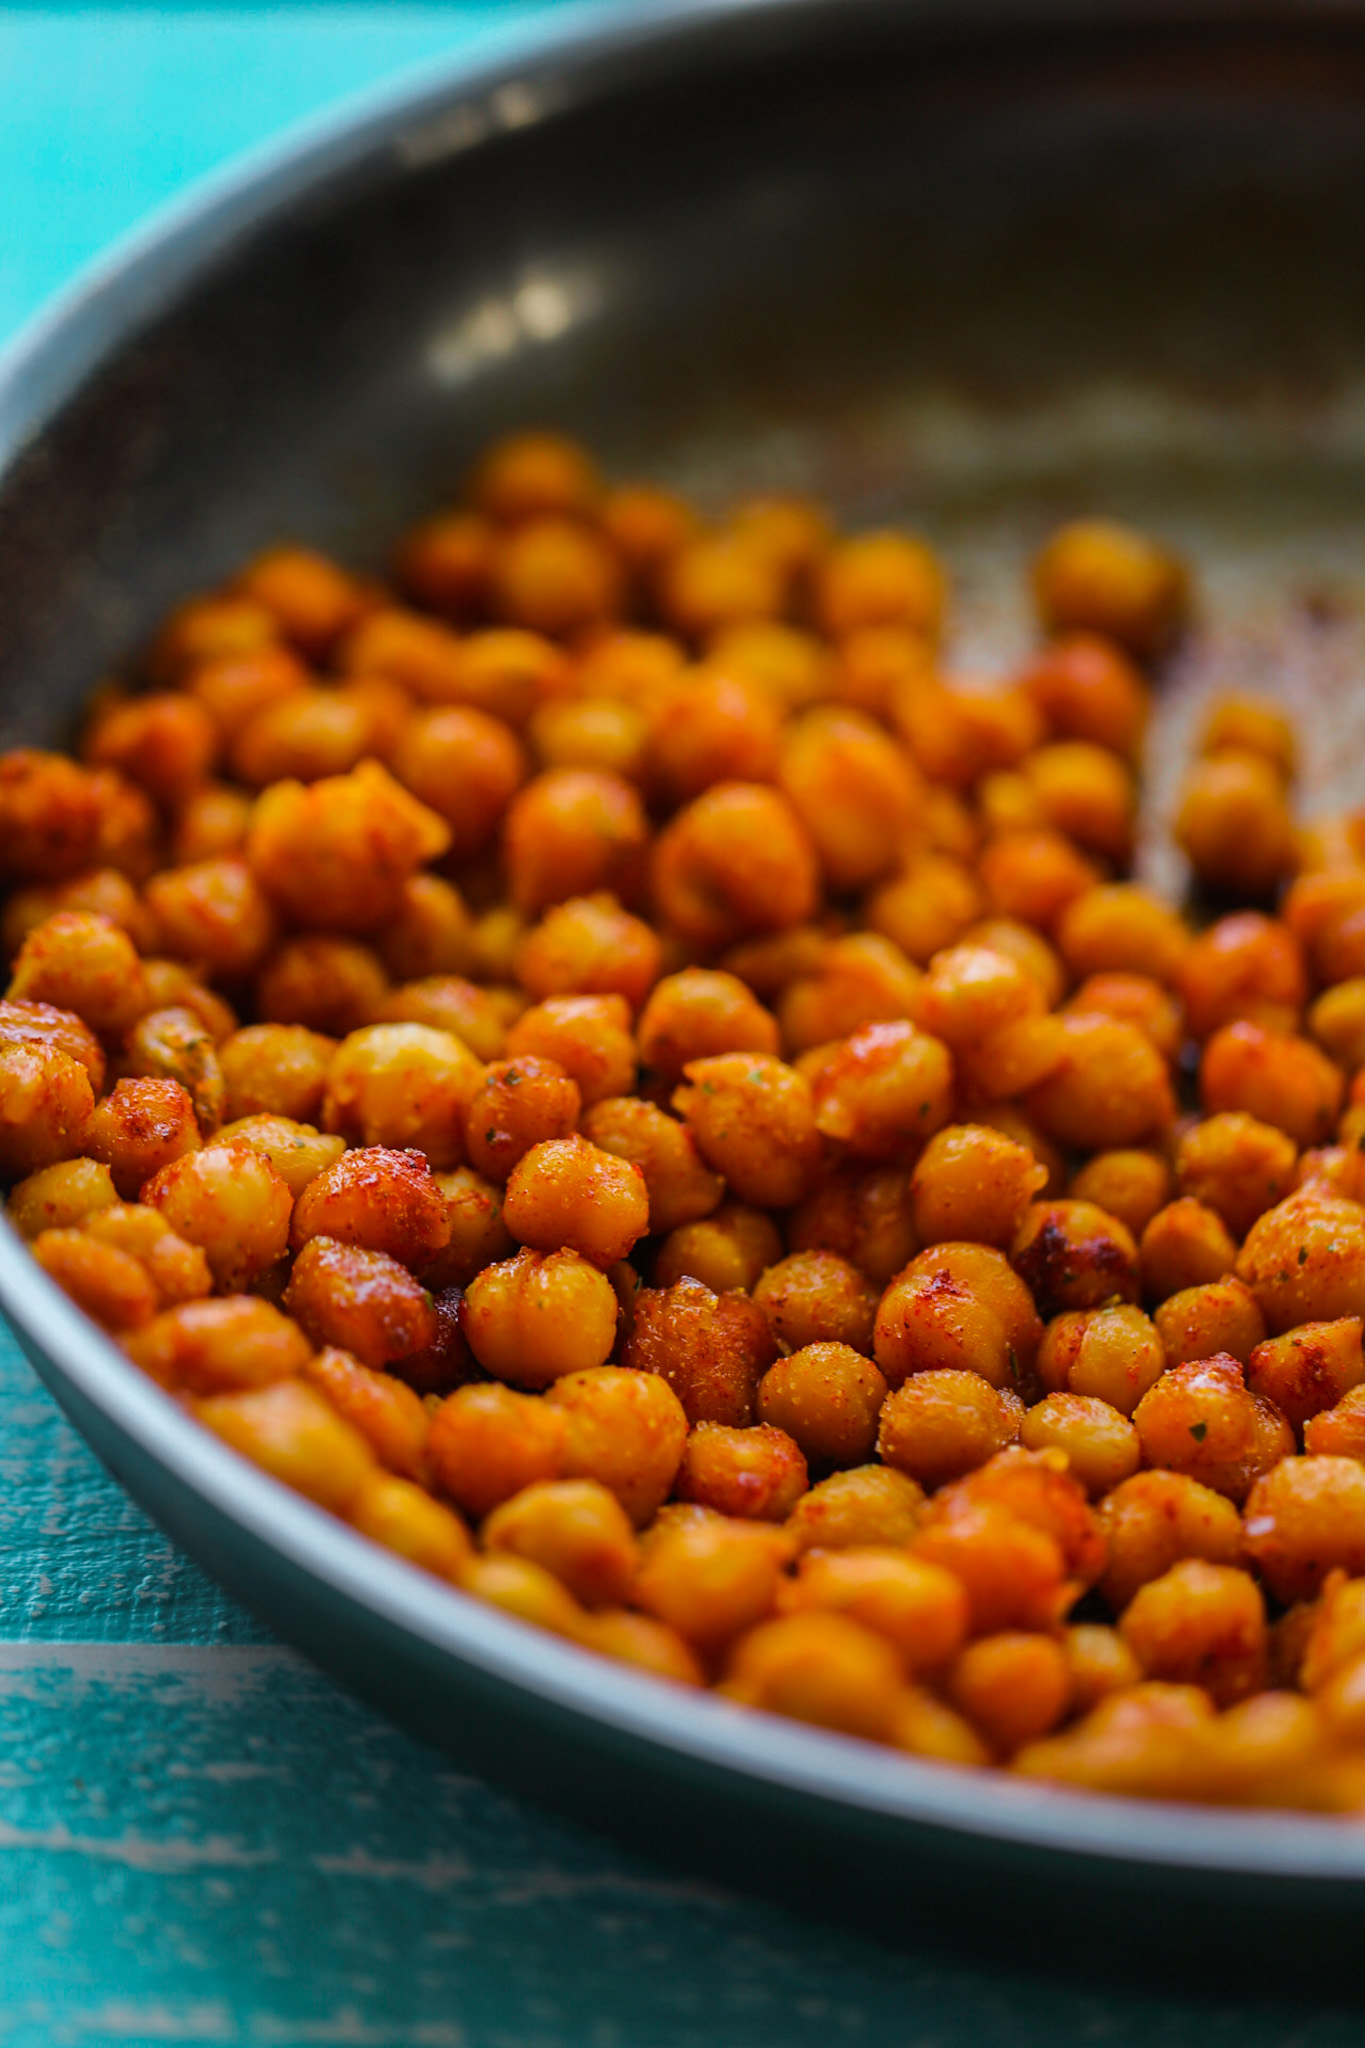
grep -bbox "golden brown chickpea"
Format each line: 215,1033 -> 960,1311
1174,1111 -> 1297,1242
210,1112 -> 342,1203
125,1293 -> 311,1394
825,624 -> 931,721
651,782 -> 819,951
144,856 -> 278,981
426,1382 -> 565,1521
807,1021 -> 953,1162
787,1165 -> 916,1287
503,994 -> 637,1113
1118,1560 -> 1266,1707
84,691 -> 219,810
235,546 -> 370,658
0,998 -> 104,1094
645,670 -> 781,802
875,1245 -> 1039,1395
892,1688 -> 993,1768
637,968 -> 779,1084
182,647 -> 308,748
350,1469 -> 473,1580
581,1610 -> 704,1685
979,830 -> 1100,940
228,678 -> 407,788
1134,1352 -> 1293,1503
460,1245 -> 617,1389
813,530 -> 944,641
121,1007 -> 225,1133
911,1503 -> 1067,1639
1308,978 -> 1365,1075
1242,1456 -> 1365,1601
490,516 -> 622,638
32,1227 -> 158,1331
756,1344 -> 888,1470
149,593 -> 286,685
1200,1021 -> 1342,1150
866,855 -> 985,966
461,1056 -> 581,1183
370,877 -> 475,989
283,1233 -> 437,1372
461,1552 -> 591,1640
247,761 -> 449,935
897,677 -> 1040,789
653,1201 -> 783,1294
1096,1470 -> 1244,1613
1040,1302 -> 1167,1415
1065,978 -> 1183,1073
515,893 -> 660,1012
289,1145 -> 449,1266
301,1345 -> 431,1483
82,1201 -> 211,1309
726,496 -> 830,587
777,933 -> 921,1058
785,1466 -> 924,1553
941,1446 -> 1105,1583
579,1096 -> 722,1236
1014,1681 -> 1222,1801
1025,742 -> 1137,866
134,962 -> 236,1042
529,693 -> 649,783
454,629 -> 571,726
657,531 -> 785,641
635,1511 -> 793,1657
1236,1186 -> 1365,1333
217,1023 -> 336,1125
1176,752 -> 1297,901
599,484 -> 698,578
1200,696 -> 1296,779
393,508 -> 496,618
1016,634 -> 1149,760
723,1609 -> 904,1742
416,1166 -> 513,1290
322,1021 -> 483,1171
675,1421 -> 808,1522
1023,1013 -> 1174,1152
751,1249 -> 879,1358
1246,1318 -> 1364,1432
79,1075 -> 200,1196
196,1377 -> 373,1513
256,936 -> 389,1037
621,1275 -> 775,1426
1019,1393 -> 1140,1497
469,431 -> 601,525
504,769 -> 651,919
1033,519 -> 1187,659
776,707 -> 920,892
1010,1199 -> 1141,1319
2,865 -> 153,960
947,1632 -> 1073,1754
338,607 -> 467,707
142,1139 -> 291,1289
502,1133 -> 649,1268
780,1547 -> 965,1675
1140,1199 -> 1238,1301
1176,912 -> 1306,1043
7,910 -> 147,1037
484,1478 -> 638,1608
674,1052 -> 820,1208
0,749 -> 117,885
878,1370 -> 1024,1488
389,706 -> 528,862
909,1125 -> 1046,1251
1064,1624 -> 1144,1714
1154,1277 -> 1267,1371
916,943 -> 1039,1049
1067,1150 -> 1171,1239
543,1366 -> 688,1526
6,1156 -> 117,1238
376,976 -> 511,1063
1305,1383 -> 1365,1461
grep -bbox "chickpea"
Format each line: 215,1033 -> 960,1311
908,1124 -> 1045,1251
461,1552 -> 590,1640
878,1371 -> 1023,1488
777,934 -> 921,1058
331,606 -> 460,705
947,1633 -> 1073,1754
0,1038 -> 93,1178
123,1006 -> 226,1134
1133,1352 -> 1293,1503
637,968 -> 778,1084
468,431 -> 601,524
135,962 -> 236,1044
182,643 -> 307,741
776,707 -> 920,892
502,769 -> 647,918
785,1166 -> 913,1287
785,1466 -> 925,1552
942,1446 -> 1106,1587
891,1688 -> 993,1768
484,1478 -> 638,1608
233,545 -> 369,658
653,1202 -> 783,1295
218,1023 -> 336,1124
895,677 -> 1041,791
1028,742 -> 1138,865
1246,1318 -> 1364,1432
505,993 -> 636,1107
599,484 -> 697,578
621,1276 -> 775,1426
1019,1393 -> 1140,1496
645,670 -> 781,802
529,694 -> 648,784
911,1499 -> 1066,1638
746,1254 -> 872,1362
1113,1560 -> 1266,1708
196,1378 -> 373,1514
977,829 -> 1099,933
1176,912 -> 1305,1042
125,1293 -> 310,1394
813,530 -> 944,641
424,1383 -> 563,1521
674,1052 -> 820,1207
1024,1014 -> 1174,1152
212,1113 -> 340,1202
6,1156 -> 117,1238
1154,1277 -> 1267,1371
80,1075 -> 200,1196
393,508 -> 495,617
82,1202 -> 210,1308
1173,1112 -> 1297,1243
875,1242 -> 1041,1392
455,628 -> 572,726
0,1005 -> 103,1097
1308,978 -> 1365,1076
753,1343 -> 887,1470
1236,1187 -> 1365,1332
826,624 -> 931,721
282,1234 -> 435,1370
1032,518 -> 1187,658
1140,1199 -> 1238,1300
577,1096 -> 721,1237
257,936 -> 389,1037
866,854 -> 985,966
286,1146 -> 447,1267
635,1510 -> 792,1656
1014,1682 -> 1219,1801
581,1610 -> 703,1686
84,690 -> 218,810
247,761 -> 449,936
808,1021 -> 952,1161
388,706 -> 528,863
514,894 -> 660,1017
415,1166 -> 511,1289
0,749 -> 105,882
3,865 -> 154,960
652,782 -> 819,950
1010,1199 -> 1141,1319
544,1366 -> 688,1525
32,1228 -> 158,1331
1067,1150 -> 1171,1238
1305,1384 -> 1365,1461
459,1243 -> 619,1392
7,910 -> 147,1037
376,977 -> 510,1064
229,679 -> 406,788
1178,749 -> 1299,899
347,1470 -> 471,1581
1064,1623 -> 1142,1713
658,531 -> 785,640
141,1140 -> 291,1289
461,1056 -> 581,1184
1039,1302 -> 1167,1415
1200,1021 -> 1342,1150
323,1021 -> 483,1171
502,1134 -> 649,1268
1242,1456 -> 1365,1602
724,1609 -> 905,1743
1200,696 -> 1296,779
1016,633 -> 1149,760
490,516 -> 621,638
675,1421 -> 808,1522
780,1548 -> 965,1674
1096,1470 -> 1245,1612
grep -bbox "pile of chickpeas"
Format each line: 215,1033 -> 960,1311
13,432 -> 1365,1811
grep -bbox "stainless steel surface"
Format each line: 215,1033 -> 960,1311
6,0 -> 1365,1967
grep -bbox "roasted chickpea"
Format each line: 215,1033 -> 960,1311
652,782 -> 819,950
389,706 -> 527,862
777,934 -> 921,1058
675,1421 -> 808,1522
947,1632 -> 1074,1754
866,855 -> 984,966
977,829 -> 1099,933
247,761 -> 448,934
1010,1199 -> 1141,1319
1201,696 -> 1296,779
1019,1393 -> 1141,1497
1024,742 -> 1136,866
1039,1302 -> 1167,1415
1177,912 -> 1306,1042
599,484 -> 697,577
502,1134 -> 649,1268
1134,1352 -> 1293,1503
79,1075 -> 200,1196
1242,1456 -> 1365,1601
1173,1112 -> 1297,1242
724,1609 -> 905,1742
1096,1470 -> 1244,1612
653,1201 -> 783,1295
777,707 -> 920,891
1016,634 -> 1149,760
289,1144 -> 449,1266
1024,1014 -> 1174,1152
459,1245 -> 618,1389
1140,1199 -> 1238,1301
1177,752 -> 1298,900
7,909 -> 148,1037
85,690 -> 218,809
394,508 -> 496,618
878,1371 -> 1024,1488
215,1113 -> 342,1199
1154,1277 -> 1267,1371
658,531 -> 785,641
637,968 -> 778,1085
501,769 -> 647,918
1117,1560 -> 1266,1707
579,1096 -> 723,1237
217,1023 -> 336,1124
635,1512 -> 793,1657
910,1123 -> 1046,1248
125,1293 -> 310,1394
785,1466 -> 925,1553
674,1052 -> 821,1207
747,1250 -> 876,1359
1236,1188 -> 1365,1332
505,993 -> 636,1108
122,1006 -> 225,1133
621,1275 -> 775,1426
6,1156 -> 117,1238
645,670 -> 781,803
490,516 -> 622,638
141,1140 -> 291,1289
256,936 -> 389,1037
1032,519 -> 1187,659
0,749 -> 106,883
780,1547 -> 965,1675
461,1056 -> 581,1183
512,894 -> 660,1016
543,1366 -> 688,1526
196,1378 -> 372,1513
808,1021 -> 953,1161
1068,1149 -> 1171,1238
322,1021 -> 483,1171
427,1382 -> 565,1521
1246,1318 -> 1364,1431
755,1343 -> 888,1470
468,431 -> 600,524
484,1478 -> 637,1608
31,1227 -> 158,1331
1200,1021 -> 1342,1150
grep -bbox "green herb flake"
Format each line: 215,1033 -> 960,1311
1189,1420 -> 1208,1442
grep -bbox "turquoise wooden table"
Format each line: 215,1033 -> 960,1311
2,9 -> 1364,2041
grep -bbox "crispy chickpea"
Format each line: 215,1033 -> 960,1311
1200,1021 -> 1342,1150
419,1166 -> 514,1289
814,531 -> 944,641
875,1243 -> 1041,1393
125,1293 -> 310,1394
322,1021 -> 483,1170
940,1448 -> 1105,1588
777,933 -> 921,1057
1178,749 -> 1299,902
1246,1318 -> 1364,1432
246,761 -> 449,934
635,1512 -> 792,1657
1177,912 -> 1306,1042
80,1075 -> 200,1196
909,1124 -> 1046,1249
756,1344 -> 888,1470
637,968 -> 778,1084
427,1382 -> 565,1520
1305,1384 -> 1365,1461
1039,1302 -> 1166,1414
1019,1393 -> 1140,1496
84,691 -> 218,809
212,1112 -> 341,1199
1068,1150 -> 1171,1239
484,1478 -> 638,1608
349,1470 -> 472,1580
653,1201 -> 783,1294
916,943 -> 1038,1048
1065,977 -> 1183,1071
572,629 -> 687,704
333,606 -> 462,704
1016,634 -> 1149,760
543,1366 -> 688,1525
645,670 -> 781,802
1118,1561 -> 1266,1707
1096,1469 -> 1244,1612
32,1227 -> 158,1331
977,829 -> 1099,933
83,1202 -> 211,1307
182,644 -> 308,742
218,1023 -> 336,1123
776,707 -> 920,891
1032,519 -> 1187,659
808,1021 -> 952,1161
122,1006 -> 226,1133
3,865 -> 153,960
142,1140 -> 291,1288
235,545 -> 369,657
461,1245 -> 617,1388
781,1548 -> 966,1674
675,1421 -> 808,1522
865,855 -> 984,966
461,1056 -> 581,1183
674,1052 -> 820,1207
1134,1352 -> 1293,1503
1064,1623 -> 1143,1713
196,1378 -> 372,1514
1011,1200 -> 1141,1319
461,1552 -> 589,1639
1242,1456 -> 1365,1601
580,1096 -> 722,1236
506,993 -> 637,1108
491,516 -> 621,637
652,782 -> 819,950
389,706 -> 528,861
1024,1014 -> 1174,1152
1014,1681 -> 1219,1800
621,1276 -> 775,1426
516,893 -> 660,1012
1174,1112 -> 1298,1242
0,749 -> 105,882
785,1465 -> 925,1552
878,1371 -> 1024,1488
1154,1277 -> 1267,1371
6,1156 -> 117,1237
1026,742 -> 1137,866
284,1235 -> 436,1369
1236,1188 -> 1365,1332
502,1134 -> 649,1268
7,910 -> 147,1037
135,963 -> 236,1043
750,1251 -> 877,1357
528,694 -> 648,782
469,431 -> 601,524
0,1039 -> 94,1179
658,531 -> 785,640
1309,977 -> 1365,1075
394,509 -> 495,617
376,976 -> 510,1062
297,1349 -> 430,1486
724,1609 -> 904,1741
898,678 -> 1037,802
1140,1199 -> 1238,1300
600,484 -> 697,577
288,1145 -> 449,1266
502,768 -> 650,921
911,1498 -> 1067,1637
946,1633 -> 1073,1754
785,1165 -> 916,1287
256,936 -> 389,1037
1201,696 -> 1295,778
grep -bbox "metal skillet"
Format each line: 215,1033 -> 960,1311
7,0 -> 1365,1980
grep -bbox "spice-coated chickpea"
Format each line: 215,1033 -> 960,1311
874,1246 -> 1040,1394
1024,1013 -> 1174,1152
891,1689 -> 993,1768
505,993 -> 637,1107
777,933 -> 922,1057
502,1134 -> 649,1268
256,936 -> 390,1038
946,1632 -> 1074,1754
1235,1187 -> 1365,1332
349,1471 -> 472,1581
373,876 -> 477,988
196,1378 -> 373,1514
645,670 -> 781,802
1024,741 -> 1136,865
877,1371 -> 1024,1488
1019,1393 -> 1140,1497
1095,1470 -> 1244,1613
781,1547 -> 966,1674
941,1448 -> 1106,1591
866,855 -> 984,965
1200,696 -> 1295,779
653,1201 -> 783,1295
1175,1112 -> 1298,1240
1308,978 -> 1365,1074
756,1344 -> 888,1470
777,708 -> 920,892
468,431 -> 601,525
427,1382 -> 565,1521
490,516 -> 622,638
910,1498 -> 1067,1638
634,1510 -> 792,1656
79,1075 -> 201,1196
515,893 -> 660,1014
621,1275 -> 776,1427
704,621 -> 832,712
896,676 -> 1041,795
229,679 -> 408,788
461,1245 -> 618,1389
419,1166 -> 514,1289
462,1056 -> 581,1183
235,546 -> 370,660
1032,519 -> 1187,659
322,1021 -> 483,1171
484,1478 -> 638,1608
285,1234 -> 436,1369
0,750 -> 110,884
247,761 -> 449,934
1119,1560 -> 1266,1707
183,645 -> 308,745
916,943 -> 1041,1049
727,496 -> 831,587
303,1346 -> 431,1483
675,1421 -> 808,1522
723,1610 -> 905,1743
977,829 -> 1099,933
215,1113 -> 342,1199
1010,1200 -> 1141,1319
909,1124 -> 1046,1250
637,968 -> 779,1083
393,508 -> 495,618
122,1006 -> 226,1133
83,1201 -> 211,1308
1246,1318 -> 1364,1431
1064,974 -> 1183,1069
1176,912 -> 1306,1043
1139,1199 -> 1238,1301
290,1145 -> 450,1265
657,531 -> 786,640
142,1140 -> 291,1288
674,1052 -> 821,1207
652,782 -> 819,950
6,1156 -> 117,1238
218,1024 -> 337,1124
808,1020 -> 953,1161
7,910 -> 148,1038
2,866 -> 153,961
390,706 -> 528,862
124,1293 -> 311,1394
85,691 -> 219,810
1242,1455 -> 1365,1601
454,629 -> 572,726
1067,1149 -> 1171,1238
1064,1624 -> 1143,1713
787,1165 -> 915,1287
1200,1021 -> 1342,1150
0,1039 -> 94,1180
1016,633 -> 1149,761
1304,1383 -> 1365,1461
377,977 -> 512,1064
580,1611 -> 704,1686
826,624 -> 931,721
1153,1277 -> 1267,1371
785,1465 -> 925,1553
460,1553 -> 590,1641
529,695 -> 649,783
1177,751 -> 1299,901
751,1250 -> 879,1357
170,782 -> 254,865
580,1095 -> 722,1236
502,768 -> 648,918
1038,1303 -> 1167,1415
31,1228 -> 158,1331
544,1366 -> 689,1526
1133,1352 -> 1293,1503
